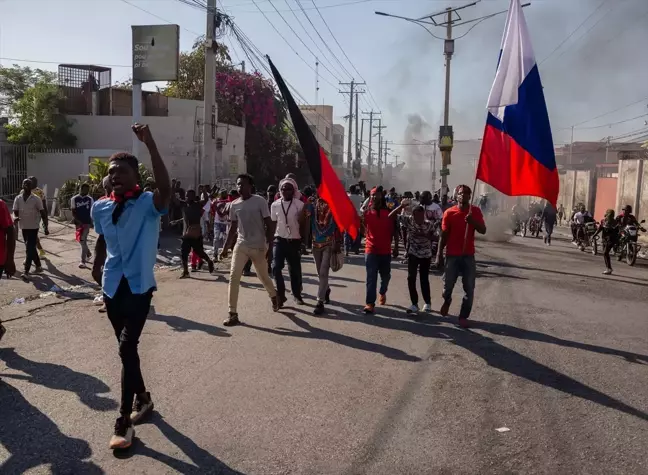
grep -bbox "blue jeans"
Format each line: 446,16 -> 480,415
345,231 -> 361,253
442,255 -> 476,319
365,253 -> 391,305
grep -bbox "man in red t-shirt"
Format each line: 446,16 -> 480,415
362,188 -> 397,313
436,184 -> 486,328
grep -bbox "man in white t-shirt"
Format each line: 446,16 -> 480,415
420,190 -> 443,222
270,177 -> 307,305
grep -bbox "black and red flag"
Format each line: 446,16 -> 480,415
268,57 -> 360,240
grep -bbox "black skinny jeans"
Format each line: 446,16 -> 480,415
273,237 -> 302,299
603,239 -> 615,270
407,255 -> 431,306
104,277 -> 153,416
181,236 -> 210,271
22,229 -> 41,273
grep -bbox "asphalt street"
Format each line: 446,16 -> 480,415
1,229 -> 647,474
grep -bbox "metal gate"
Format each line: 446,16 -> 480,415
0,145 -> 28,202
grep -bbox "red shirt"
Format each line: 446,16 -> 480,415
364,208 -> 395,255
442,205 -> 485,256
0,200 -> 14,265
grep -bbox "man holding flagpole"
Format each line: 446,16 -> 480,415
436,185 -> 486,328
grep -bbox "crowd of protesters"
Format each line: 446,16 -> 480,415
0,124 -> 489,450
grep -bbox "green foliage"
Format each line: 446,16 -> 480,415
161,36 -> 306,188
4,82 -> 77,148
58,179 -> 80,211
0,65 -> 56,114
88,158 -> 110,184
161,36 -> 232,101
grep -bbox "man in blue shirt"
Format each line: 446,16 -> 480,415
71,182 -> 94,268
91,124 -> 171,450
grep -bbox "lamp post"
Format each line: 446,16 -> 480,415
376,1 -> 530,197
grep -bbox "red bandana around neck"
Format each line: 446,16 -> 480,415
110,185 -> 141,203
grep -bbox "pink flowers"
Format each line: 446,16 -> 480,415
216,70 -> 278,128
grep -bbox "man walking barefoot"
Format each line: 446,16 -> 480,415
92,124 -> 171,450
220,174 -> 279,327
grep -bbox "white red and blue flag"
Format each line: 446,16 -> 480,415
476,0 -> 559,206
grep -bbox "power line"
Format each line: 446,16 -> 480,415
283,5 -> 349,82
576,113 -> 648,130
554,96 -> 648,130
308,0 -> 382,112
247,0 -> 340,91
121,0 -> 203,37
544,0 -> 619,67
293,0 -> 354,80
539,0 -> 608,65
0,57 -> 130,68
262,0 -> 345,83
224,0 -> 374,13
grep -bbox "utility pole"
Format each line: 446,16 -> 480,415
354,90 -> 360,162
363,111 -> 380,172
440,6 -> 454,198
377,2 -> 525,198
201,0 -> 218,185
375,119 -> 386,173
360,118 -> 366,162
431,140 -> 437,188
569,125 -> 574,166
340,80 -> 365,174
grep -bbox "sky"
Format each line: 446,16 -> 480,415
1,0 -> 647,169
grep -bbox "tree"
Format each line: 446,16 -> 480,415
161,36 -> 232,101
0,65 -> 56,115
4,82 -> 77,148
162,37 -> 310,188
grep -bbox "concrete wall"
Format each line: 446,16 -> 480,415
616,159 -> 641,214
68,115 -> 244,187
558,169 -> 593,212
558,171 -> 575,212
300,105 -> 333,155
27,149 -> 122,195
640,160 -> 648,224
167,98 -> 204,118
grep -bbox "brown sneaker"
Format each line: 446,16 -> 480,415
271,296 -> 281,312
440,299 -> 451,317
378,294 -> 387,305
223,313 -> 240,327
109,416 -> 134,450
363,304 -> 375,314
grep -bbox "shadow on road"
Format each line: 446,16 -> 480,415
242,312 -> 421,362
479,256 -> 648,287
0,347 -> 118,411
0,380 -> 104,474
318,304 -> 648,423
149,306 -> 231,338
119,412 -> 245,474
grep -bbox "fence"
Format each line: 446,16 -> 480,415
0,145 -> 28,202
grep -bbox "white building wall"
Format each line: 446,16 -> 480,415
67,115 -> 244,187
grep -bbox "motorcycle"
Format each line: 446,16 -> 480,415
575,222 -> 597,252
511,214 -> 527,237
527,214 -> 543,238
615,220 -> 646,266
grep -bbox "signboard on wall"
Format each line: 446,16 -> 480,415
132,25 -> 180,83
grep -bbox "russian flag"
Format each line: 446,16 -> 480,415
476,0 -> 559,207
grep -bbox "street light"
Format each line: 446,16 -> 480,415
376,1 -> 530,197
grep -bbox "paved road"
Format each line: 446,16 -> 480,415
1,231 -> 647,474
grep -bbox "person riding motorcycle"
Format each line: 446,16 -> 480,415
571,204 -> 594,244
616,205 -> 639,227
